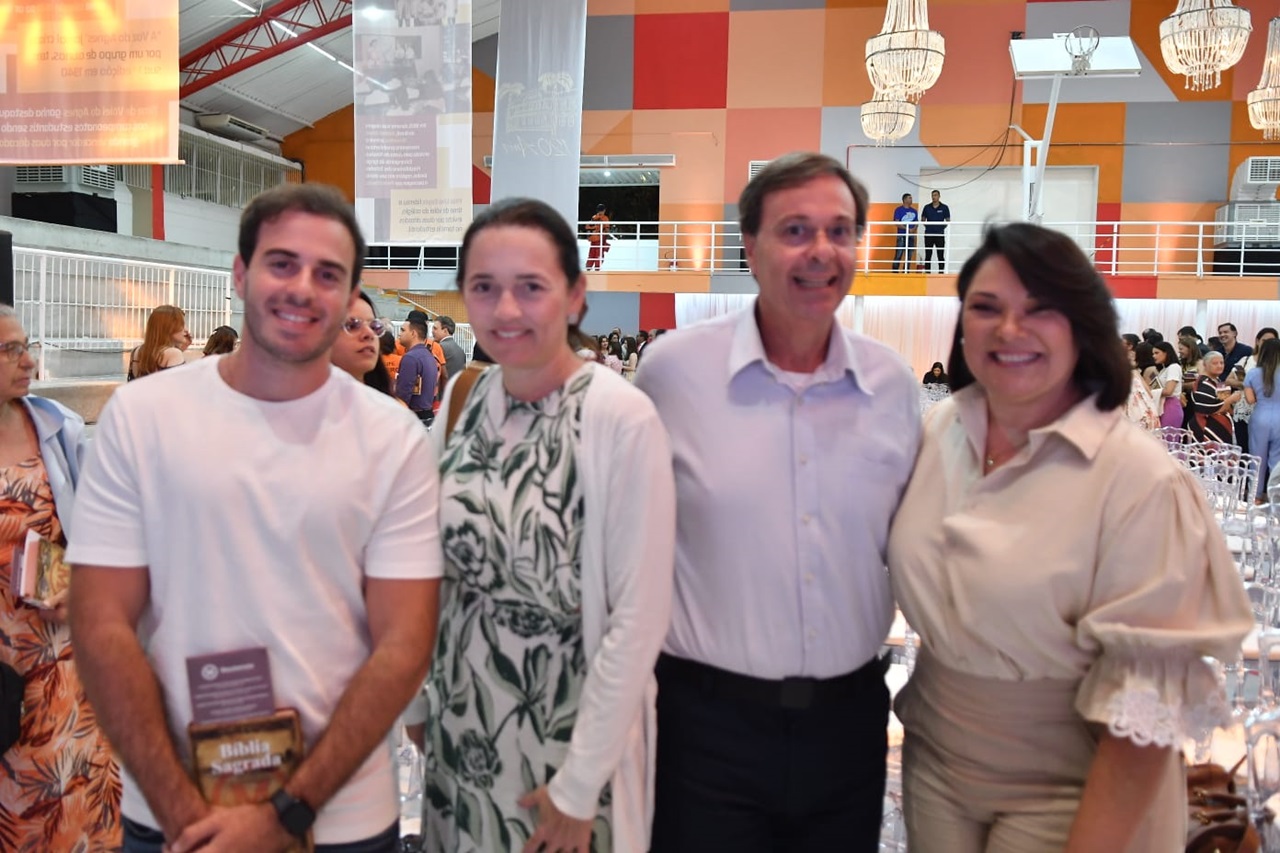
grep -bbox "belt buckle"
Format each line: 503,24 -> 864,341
779,677 -> 815,710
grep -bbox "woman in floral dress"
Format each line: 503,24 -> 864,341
424,199 -> 675,853
0,306 -> 120,851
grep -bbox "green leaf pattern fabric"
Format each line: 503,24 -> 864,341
424,367 -> 612,852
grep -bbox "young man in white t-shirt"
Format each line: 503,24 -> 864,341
68,184 -> 443,853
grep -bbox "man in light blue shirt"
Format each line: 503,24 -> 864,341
638,152 -> 921,852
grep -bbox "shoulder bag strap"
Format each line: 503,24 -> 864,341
445,363 -> 488,442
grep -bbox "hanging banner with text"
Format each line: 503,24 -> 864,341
0,0 -> 179,164
353,0 -> 472,245
490,0 -> 587,230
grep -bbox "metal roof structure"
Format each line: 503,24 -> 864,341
178,0 -> 501,141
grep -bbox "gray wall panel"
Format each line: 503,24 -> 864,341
584,16 -> 635,111
584,291 -> 640,335
710,274 -> 759,294
1122,144 -> 1228,204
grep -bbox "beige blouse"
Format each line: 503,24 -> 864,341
887,386 -> 1253,748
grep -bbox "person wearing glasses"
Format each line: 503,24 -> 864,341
0,305 -> 120,849
331,291 -> 394,396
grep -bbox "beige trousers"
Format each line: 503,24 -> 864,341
895,654 -> 1185,853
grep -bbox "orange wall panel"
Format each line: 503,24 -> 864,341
281,104 -> 354,199
1020,103 -> 1125,203
472,67 -> 495,114
822,8 -> 883,106
918,104 -> 1024,166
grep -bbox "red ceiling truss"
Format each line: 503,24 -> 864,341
180,0 -> 353,98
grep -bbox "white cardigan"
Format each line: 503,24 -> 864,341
436,362 -> 675,852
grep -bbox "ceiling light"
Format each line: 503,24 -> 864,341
1160,0 -> 1252,91
1249,17 -> 1280,139
603,170 -> 612,177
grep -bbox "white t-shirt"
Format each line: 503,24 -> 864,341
1157,362 -> 1183,395
67,356 -> 443,844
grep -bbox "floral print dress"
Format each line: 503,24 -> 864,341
424,367 -> 612,852
0,455 -> 121,852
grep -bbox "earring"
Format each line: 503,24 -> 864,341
568,313 -> 579,325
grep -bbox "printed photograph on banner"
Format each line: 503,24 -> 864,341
0,0 -> 179,164
354,0 -> 472,245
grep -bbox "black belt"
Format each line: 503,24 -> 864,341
656,652 -> 888,711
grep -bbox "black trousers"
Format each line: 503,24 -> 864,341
922,234 -> 945,271
650,654 -> 890,853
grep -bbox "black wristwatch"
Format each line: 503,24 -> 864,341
269,788 -> 316,839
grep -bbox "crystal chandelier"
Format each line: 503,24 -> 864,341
1249,18 -> 1280,140
865,0 -> 945,103
1160,0 -> 1252,92
860,94 -> 917,147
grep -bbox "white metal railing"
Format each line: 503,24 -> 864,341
13,247 -> 233,379
365,219 -> 1280,278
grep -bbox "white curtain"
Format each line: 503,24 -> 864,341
1112,299 -> 1198,341
860,296 -> 960,378
1204,301 -> 1280,344
674,294 -> 755,328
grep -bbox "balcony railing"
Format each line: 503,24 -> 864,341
364,219 -> 1280,277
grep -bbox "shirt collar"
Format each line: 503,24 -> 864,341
727,304 -> 867,391
954,384 -> 1120,465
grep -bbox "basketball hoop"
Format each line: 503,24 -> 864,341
1063,26 -> 1101,75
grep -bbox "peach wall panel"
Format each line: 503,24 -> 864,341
924,3 -> 1026,105
630,109 -> 727,205
821,8 -> 883,106
582,111 -> 635,154
728,10 -> 826,108
722,108 -> 823,203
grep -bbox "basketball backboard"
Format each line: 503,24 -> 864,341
1009,34 -> 1142,79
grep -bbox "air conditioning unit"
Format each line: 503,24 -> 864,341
1230,156 -> 1280,202
14,165 -> 116,195
1214,201 -> 1280,246
748,160 -> 770,181
195,113 -> 269,143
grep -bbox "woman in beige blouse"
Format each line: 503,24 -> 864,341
887,223 -> 1252,853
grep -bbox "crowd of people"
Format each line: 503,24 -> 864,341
0,158 -> 1254,853
1115,322 -> 1280,499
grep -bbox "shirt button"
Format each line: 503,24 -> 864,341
801,514 -> 812,525
808,629 -> 816,640
804,572 -> 814,584
799,454 -> 809,465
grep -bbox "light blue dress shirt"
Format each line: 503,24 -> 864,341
636,305 -> 921,679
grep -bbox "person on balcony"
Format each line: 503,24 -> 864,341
893,193 -> 917,273
920,190 -> 950,273
586,204 -> 612,271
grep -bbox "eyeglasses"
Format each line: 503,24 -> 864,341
341,317 -> 387,336
0,341 -> 39,362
